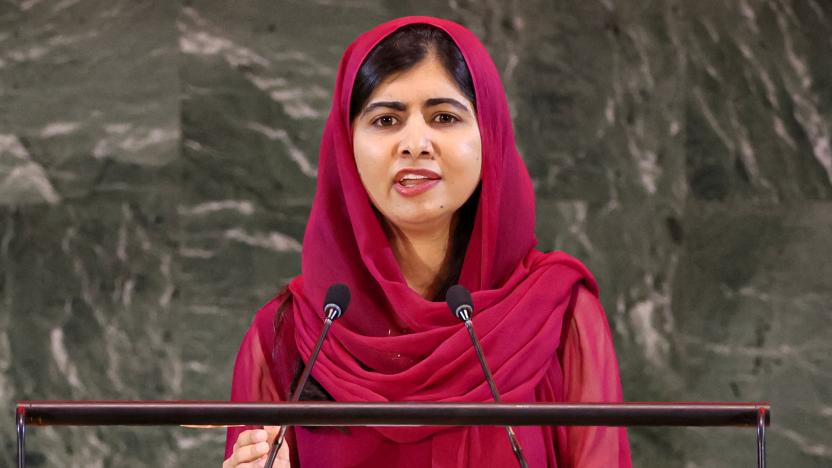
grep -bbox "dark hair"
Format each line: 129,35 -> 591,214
351,24 -> 479,301
349,24 -> 476,122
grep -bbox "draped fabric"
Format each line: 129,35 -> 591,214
226,16 -> 631,467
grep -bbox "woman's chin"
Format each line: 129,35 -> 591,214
386,210 -> 454,235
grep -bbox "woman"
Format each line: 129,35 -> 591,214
224,16 -> 632,468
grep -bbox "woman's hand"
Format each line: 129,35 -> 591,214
223,426 -> 290,468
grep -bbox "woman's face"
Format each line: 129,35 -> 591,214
352,53 -> 482,235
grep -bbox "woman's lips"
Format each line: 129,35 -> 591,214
395,178 -> 440,196
393,168 -> 441,197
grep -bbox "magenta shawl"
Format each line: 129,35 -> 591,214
227,16 -> 631,467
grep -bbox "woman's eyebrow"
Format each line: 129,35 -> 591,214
362,101 -> 406,115
424,97 -> 469,113
363,97 -> 470,116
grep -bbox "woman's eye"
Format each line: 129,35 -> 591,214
372,115 -> 398,127
434,113 -> 459,124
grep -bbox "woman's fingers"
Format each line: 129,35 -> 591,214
235,429 -> 269,449
276,436 -> 291,467
261,426 -> 290,467
263,425 -> 281,443
226,427 -> 290,467
233,449 -> 287,468
235,462 -> 268,468
234,441 -> 270,463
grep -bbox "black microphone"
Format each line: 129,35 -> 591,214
265,283 -> 350,468
446,285 -> 529,468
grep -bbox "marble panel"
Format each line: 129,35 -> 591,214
1,0 -> 830,466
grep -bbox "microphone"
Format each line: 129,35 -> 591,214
446,285 -> 529,468
265,283 -> 350,468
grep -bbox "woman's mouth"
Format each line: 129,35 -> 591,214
394,169 -> 441,196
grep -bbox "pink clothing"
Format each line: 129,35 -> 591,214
226,16 -> 631,467
227,282 -> 631,467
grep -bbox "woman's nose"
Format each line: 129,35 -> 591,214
398,118 -> 434,159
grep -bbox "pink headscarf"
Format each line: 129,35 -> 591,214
282,15 -> 601,465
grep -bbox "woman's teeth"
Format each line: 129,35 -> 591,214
399,175 -> 430,186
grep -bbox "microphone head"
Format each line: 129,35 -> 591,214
446,284 -> 474,321
323,283 -> 350,320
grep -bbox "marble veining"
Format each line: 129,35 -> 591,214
1,0 -> 830,466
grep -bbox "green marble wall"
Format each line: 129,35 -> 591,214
1,0 -> 830,466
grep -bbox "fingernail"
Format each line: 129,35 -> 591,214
257,442 -> 269,453
255,430 -> 267,442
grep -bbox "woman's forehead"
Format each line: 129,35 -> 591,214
365,55 -> 473,108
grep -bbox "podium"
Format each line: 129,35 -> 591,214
16,401 -> 769,467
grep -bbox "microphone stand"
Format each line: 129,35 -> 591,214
458,307 -> 529,468
264,293 -> 346,468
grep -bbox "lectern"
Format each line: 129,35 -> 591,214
16,401 -> 769,467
